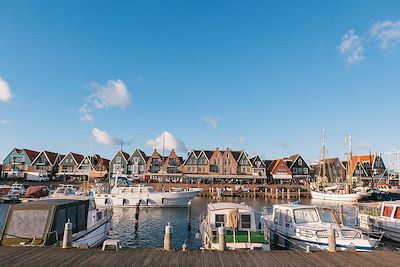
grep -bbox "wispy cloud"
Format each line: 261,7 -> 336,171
0,77 -> 13,103
338,30 -> 365,64
92,128 -> 122,145
203,116 -> 218,128
371,20 -> 400,49
146,131 -> 188,153
230,136 -> 247,144
273,143 -> 290,150
80,79 -> 131,122
0,119 -> 7,124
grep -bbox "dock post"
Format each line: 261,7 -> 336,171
164,222 -> 173,251
187,201 -> 192,231
275,188 -> 278,199
135,202 -> 140,221
298,189 -> 301,199
281,190 -> 284,199
338,204 -> 344,225
62,219 -> 72,249
218,226 -> 225,251
287,188 -> 290,200
327,228 -> 336,252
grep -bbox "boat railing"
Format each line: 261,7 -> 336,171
30,230 -> 58,246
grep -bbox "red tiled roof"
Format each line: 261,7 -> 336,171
23,149 -> 40,162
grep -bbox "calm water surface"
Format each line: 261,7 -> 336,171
0,197 -> 398,249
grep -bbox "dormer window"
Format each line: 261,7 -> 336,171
298,159 -> 303,166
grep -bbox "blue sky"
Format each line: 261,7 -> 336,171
1,1 -> 400,163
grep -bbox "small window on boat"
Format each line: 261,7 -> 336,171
241,214 -> 251,229
383,206 -> 393,217
394,207 -> 400,219
215,214 -> 225,227
294,209 -> 319,224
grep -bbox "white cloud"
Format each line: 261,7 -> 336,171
92,128 -> 122,145
0,77 -> 13,103
146,131 -> 187,153
371,20 -> 400,49
339,30 -> 365,64
0,119 -> 7,124
203,116 -> 218,128
89,79 -> 131,109
80,113 -> 94,122
79,79 -> 131,122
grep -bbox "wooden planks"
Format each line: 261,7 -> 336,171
0,247 -> 399,267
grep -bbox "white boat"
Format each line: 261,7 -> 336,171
261,204 -> 379,252
0,197 -> 113,248
95,177 -> 202,208
310,190 -> 366,202
198,202 -> 270,250
376,184 -> 400,194
359,201 -> 400,242
49,184 -> 79,198
8,183 -> 29,196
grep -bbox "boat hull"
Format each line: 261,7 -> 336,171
311,190 -> 363,202
359,214 -> 400,243
95,189 -> 201,208
72,215 -> 112,248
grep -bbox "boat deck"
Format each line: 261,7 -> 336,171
0,246 -> 399,266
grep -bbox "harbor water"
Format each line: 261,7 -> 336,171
0,197 -> 398,250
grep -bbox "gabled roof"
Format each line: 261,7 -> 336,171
250,155 -> 266,168
110,150 -> 129,164
128,149 -> 147,162
31,150 -> 60,166
270,159 -> 292,175
59,152 -> 84,166
231,151 -> 242,161
22,149 -> 40,162
3,148 -> 22,162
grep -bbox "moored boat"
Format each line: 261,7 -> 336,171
0,197 -> 112,248
198,202 -> 270,250
359,201 -> 400,242
261,204 -> 380,251
24,186 -> 50,198
95,177 -> 202,208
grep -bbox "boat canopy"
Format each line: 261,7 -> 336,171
1,199 -> 89,246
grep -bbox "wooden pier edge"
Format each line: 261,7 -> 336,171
0,247 -> 399,267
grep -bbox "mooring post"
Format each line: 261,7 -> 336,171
338,204 -> 344,225
298,188 -> 301,199
281,189 -> 284,199
327,228 -> 336,252
62,219 -> 72,249
287,188 -> 290,199
187,201 -> 192,231
218,226 -> 225,251
275,188 -> 278,199
164,222 -> 173,251
135,202 -> 140,221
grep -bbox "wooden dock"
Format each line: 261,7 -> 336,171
0,247 -> 399,267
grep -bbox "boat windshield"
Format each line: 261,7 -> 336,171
318,208 -> 337,223
294,208 -> 319,224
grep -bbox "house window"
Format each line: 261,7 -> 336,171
304,168 -> 309,174
133,157 -> 139,164
128,165 -> 133,171
293,168 -> 298,174
241,214 -> 251,229
298,159 -> 303,166
116,156 -> 121,163
140,165 -> 144,172
215,214 -> 225,227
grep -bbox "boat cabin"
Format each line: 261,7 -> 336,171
207,202 -> 256,231
381,201 -> 400,219
0,198 -> 95,246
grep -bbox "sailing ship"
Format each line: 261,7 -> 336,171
311,130 -> 370,202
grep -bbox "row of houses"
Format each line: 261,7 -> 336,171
1,148 -> 109,180
0,147 -> 387,184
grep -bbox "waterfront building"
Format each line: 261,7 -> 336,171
30,150 -> 62,179
267,159 -> 293,183
77,154 -> 110,179
91,155 -> 110,178
128,149 -> 148,177
341,154 -> 386,182
57,152 -> 85,179
183,150 -> 213,174
109,150 -> 130,176
283,154 -> 312,182
161,149 -> 183,174
311,157 -> 347,183
1,148 -> 40,178
250,155 -> 267,177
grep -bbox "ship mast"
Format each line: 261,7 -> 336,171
347,133 -> 353,192
321,129 -> 327,191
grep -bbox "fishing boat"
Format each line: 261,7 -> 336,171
375,184 -> 400,194
0,185 -> 12,196
95,176 -> 202,207
311,131 -> 370,202
359,201 -> 400,242
198,202 -> 270,250
261,204 -> 380,251
0,197 -> 112,248
49,184 -> 79,198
